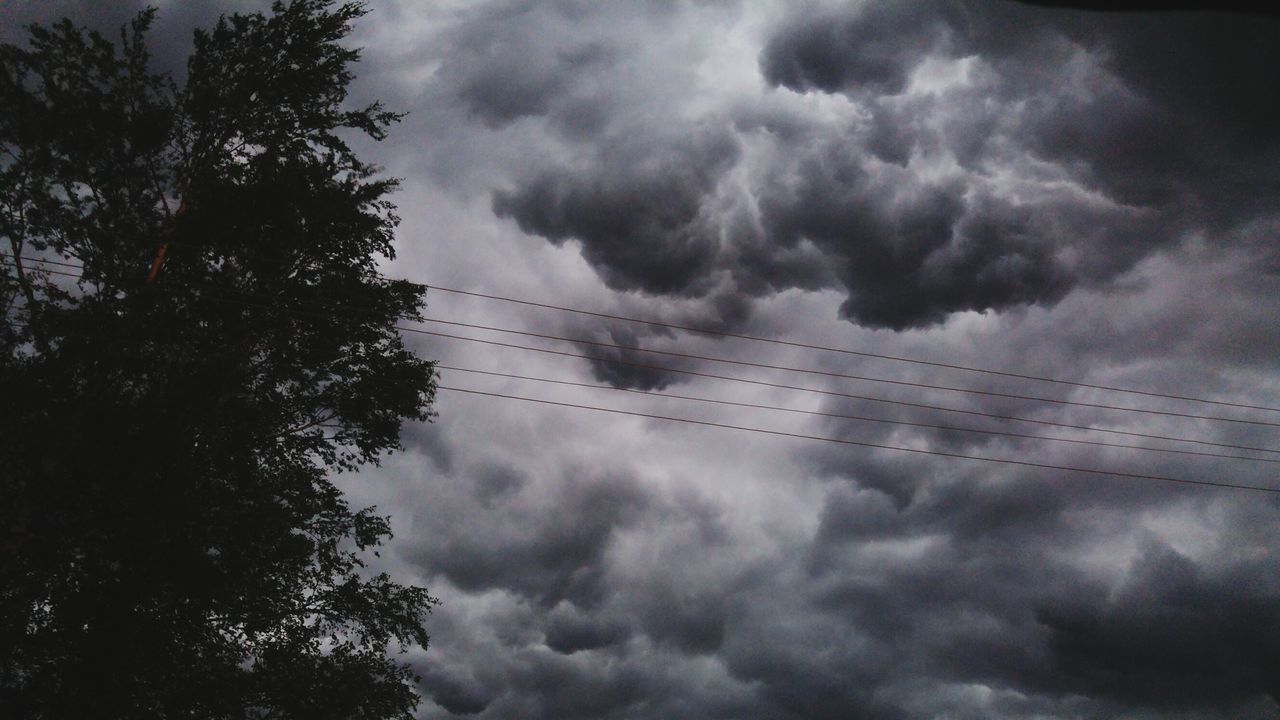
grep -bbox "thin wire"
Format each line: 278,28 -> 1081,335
437,386 -> 1280,494
7,251 -> 1279,416
0,253 -> 83,271
418,317 -> 1280,428
8,268 -> 1274,494
0,262 -> 84,281
7,255 -> 1279,455
14,263 -> 1268,488
416,329 -> 1280,456
437,365 -> 1280,464
422,283 -> 1280,414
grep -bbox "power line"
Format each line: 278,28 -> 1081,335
9,249 -> 1277,493
8,250 -> 1279,417
437,385 -> 1280,494
0,261 -> 83,282
437,365 -> 1280,463
422,283 -> 1280,414
0,253 -> 83,271
8,254 -> 1280,455
418,316 -> 1280,428
418,328 -> 1280,456
10,282 -> 1275,460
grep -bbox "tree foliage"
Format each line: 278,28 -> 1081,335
0,2 -> 437,717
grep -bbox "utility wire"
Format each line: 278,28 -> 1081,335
7,250 -> 1279,416
418,316 -> 1280,428
8,255 -> 1280,455
422,283 -> 1280,414
438,386 -> 1280,494
418,328 -> 1280,456
0,261 -> 83,282
0,253 -> 79,270
437,365 -> 1279,463
12,254 -> 1280,426
7,267 -> 1275,495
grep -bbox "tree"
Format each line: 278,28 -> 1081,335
0,2 -> 438,717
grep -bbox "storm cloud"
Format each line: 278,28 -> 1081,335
461,0 -> 1280,330
18,1 -> 1280,719
381,3 -> 1280,716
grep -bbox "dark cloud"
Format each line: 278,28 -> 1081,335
483,650 -> 652,720
759,2 -> 951,96
482,0 -> 1279,330
1026,11 -> 1280,220
492,124 -> 741,296
437,0 -> 616,129
14,2 -> 1280,719
418,665 -> 490,716
619,550 -> 734,656
412,470 -> 650,607
579,330 -> 681,391
723,646 -> 903,720
751,0 -> 1280,328
1037,539 -> 1280,707
1,1 -> 270,79
758,147 -> 1091,329
543,601 -> 631,654
786,478 -> 1280,716
513,317 -> 683,393
1014,1 -> 1280,19
360,1 -> 1280,716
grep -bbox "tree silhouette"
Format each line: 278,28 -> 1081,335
0,2 -> 438,717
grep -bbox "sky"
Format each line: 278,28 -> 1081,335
8,1 -> 1280,718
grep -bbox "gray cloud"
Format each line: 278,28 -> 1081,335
409,467 -> 650,608
760,1 -> 951,96
359,2 -> 1280,715
576,324 -> 684,391
472,0 -> 1280,330
749,0 -> 1280,328
435,0 -> 617,129
543,601 -> 631,654
0,0 -> 270,79
15,2 -> 1280,719
492,124 -> 741,297
1036,539 -> 1280,706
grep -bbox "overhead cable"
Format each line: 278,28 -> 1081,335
6,251 -> 1277,415
419,316 -> 1280,427
418,329 -> 1280,456
438,385 -> 1280,494
421,283 -> 1280,414
437,365 -> 1279,464
7,255 -> 1278,456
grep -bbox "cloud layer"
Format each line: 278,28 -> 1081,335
15,1 -> 1280,718
469,0 -> 1280,331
